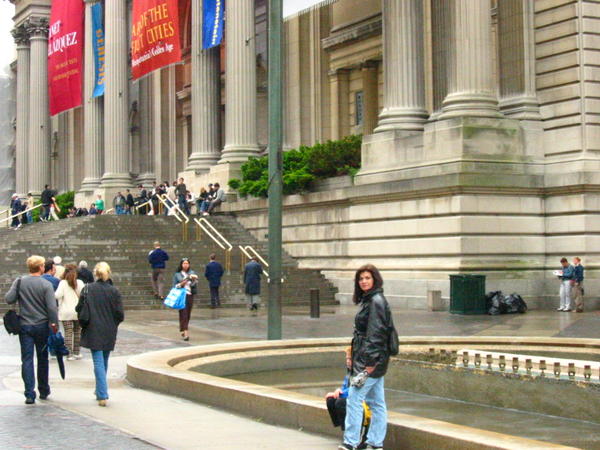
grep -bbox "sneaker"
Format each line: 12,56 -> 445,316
67,356 -> 76,361
556,308 -> 564,311
366,445 -> 383,450
339,444 -> 356,450
25,397 -> 35,405
563,309 -> 572,312
39,394 -> 49,400
74,354 -> 83,360
98,399 -> 107,407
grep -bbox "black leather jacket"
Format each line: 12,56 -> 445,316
351,288 -> 391,378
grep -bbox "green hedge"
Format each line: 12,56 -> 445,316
229,135 -> 362,198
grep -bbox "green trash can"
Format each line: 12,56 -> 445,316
449,274 -> 486,314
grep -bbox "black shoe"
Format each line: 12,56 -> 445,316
338,444 -> 357,450
39,394 -> 49,400
25,397 -> 35,405
366,445 -> 383,450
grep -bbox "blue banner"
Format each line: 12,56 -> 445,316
203,0 -> 224,50
91,3 -> 105,98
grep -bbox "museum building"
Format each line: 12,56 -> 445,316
10,0 -> 600,308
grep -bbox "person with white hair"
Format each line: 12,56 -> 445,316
77,260 -> 94,284
10,194 -> 22,229
53,256 -> 65,280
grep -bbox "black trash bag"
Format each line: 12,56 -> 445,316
486,291 -> 504,315
504,293 -> 527,314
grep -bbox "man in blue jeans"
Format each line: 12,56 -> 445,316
5,255 -> 58,404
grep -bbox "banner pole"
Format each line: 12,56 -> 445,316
267,0 -> 283,340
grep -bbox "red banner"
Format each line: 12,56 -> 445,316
131,0 -> 182,80
48,0 -> 84,116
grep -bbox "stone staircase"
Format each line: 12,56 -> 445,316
0,214 -> 338,313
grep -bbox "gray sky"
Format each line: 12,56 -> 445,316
284,0 -> 335,18
0,1 -> 15,76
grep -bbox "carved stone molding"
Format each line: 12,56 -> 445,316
24,17 -> 49,39
11,24 -> 30,46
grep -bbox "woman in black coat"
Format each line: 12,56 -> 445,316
76,262 -> 123,407
340,264 -> 391,450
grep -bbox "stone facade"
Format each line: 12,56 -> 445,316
10,0 -> 600,309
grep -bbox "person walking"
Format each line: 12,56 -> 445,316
148,241 -> 169,299
5,255 -> 58,404
204,253 -> 224,308
125,189 -> 135,215
40,185 -> 54,221
53,256 -> 65,280
10,193 -> 22,229
340,264 -> 391,450
243,257 -> 262,311
76,262 -> 124,407
95,194 -> 105,215
77,260 -> 95,284
25,193 -> 34,224
173,258 -> 198,341
557,257 -> 575,312
55,264 -> 84,360
41,261 -> 60,291
572,257 -> 585,313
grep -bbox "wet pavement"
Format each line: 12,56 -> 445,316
2,306 -> 600,449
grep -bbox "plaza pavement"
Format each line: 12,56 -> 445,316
2,305 -> 599,449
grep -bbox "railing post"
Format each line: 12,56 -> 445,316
310,288 -> 320,318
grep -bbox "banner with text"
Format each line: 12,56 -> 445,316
48,0 -> 84,116
202,0 -> 224,49
91,2 -> 105,98
131,0 -> 182,80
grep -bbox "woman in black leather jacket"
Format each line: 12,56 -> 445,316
340,264 -> 391,450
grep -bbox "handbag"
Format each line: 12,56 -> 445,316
164,287 -> 187,309
4,278 -> 22,335
77,285 -> 91,328
388,315 -> 399,356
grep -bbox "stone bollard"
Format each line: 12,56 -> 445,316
427,290 -> 444,311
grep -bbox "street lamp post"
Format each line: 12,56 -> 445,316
267,0 -> 283,340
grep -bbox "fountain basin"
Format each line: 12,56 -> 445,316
127,338 -> 590,449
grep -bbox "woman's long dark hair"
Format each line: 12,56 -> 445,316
176,258 -> 191,272
352,264 -> 383,304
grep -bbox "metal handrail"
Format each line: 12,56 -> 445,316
104,208 -> 114,214
159,194 -> 189,223
135,199 -> 152,211
0,203 -> 43,225
243,245 -> 269,268
239,245 -> 269,277
193,218 -> 233,251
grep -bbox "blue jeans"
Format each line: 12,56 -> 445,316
115,205 -> 124,215
344,376 -> 387,448
26,211 -> 32,224
19,323 -> 50,400
200,200 -> 210,213
178,195 -> 190,215
91,350 -> 111,400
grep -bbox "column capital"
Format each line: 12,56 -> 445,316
11,24 -> 30,47
24,17 -> 49,39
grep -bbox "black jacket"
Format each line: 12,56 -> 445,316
76,280 -> 124,351
351,288 -> 392,378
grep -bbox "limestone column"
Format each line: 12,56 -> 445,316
498,0 -> 541,119
187,0 -> 221,171
375,0 -> 427,132
361,61 -> 379,136
12,25 -> 30,197
80,0 -> 104,193
439,0 -> 500,118
26,17 -> 50,196
137,77 -> 156,186
329,69 -> 350,140
219,0 -> 260,163
101,0 -> 131,188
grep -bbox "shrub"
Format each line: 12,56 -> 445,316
228,135 -> 361,198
